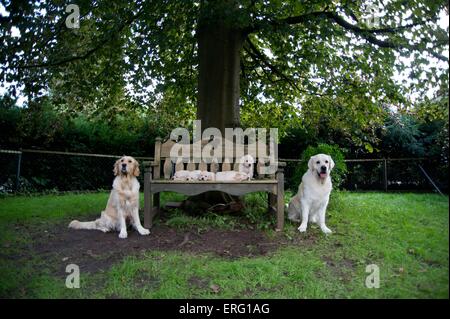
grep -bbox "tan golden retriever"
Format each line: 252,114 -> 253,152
69,156 -> 150,239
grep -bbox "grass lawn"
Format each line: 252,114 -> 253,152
0,191 -> 448,298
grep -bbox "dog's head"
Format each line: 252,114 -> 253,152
199,171 -> 214,181
114,156 -> 140,177
308,154 -> 334,180
239,155 -> 255,168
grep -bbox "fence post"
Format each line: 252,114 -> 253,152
383,158 -> 388,192
418,163 -> 444,196
16,152 -> 22,192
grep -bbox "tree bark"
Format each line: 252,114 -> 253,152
197,21 -> 244,132
191,12 -> 246,209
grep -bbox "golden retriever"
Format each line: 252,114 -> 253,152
69,156 -> 150,239
172,170 -> 190,181
238,155 -> 254,179
215,171 -> 250,181
199,171 -> 215,181
287,153 -> 335,234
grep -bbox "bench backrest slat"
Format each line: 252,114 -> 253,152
222,161 -> 231,172
154,137 -> 278,179
163,158 -> 172,179
199,162 -> 208,171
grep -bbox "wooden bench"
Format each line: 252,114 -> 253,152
143,137 -> 286,231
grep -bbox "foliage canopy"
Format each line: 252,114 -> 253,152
0,0 -> 448,145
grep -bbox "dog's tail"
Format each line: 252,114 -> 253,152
68,219 -> 98,230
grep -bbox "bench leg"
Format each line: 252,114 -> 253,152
144,193 -> 153,229
145,193 -> 160,229
276,169 -> 285,231
144,168 -> 153,229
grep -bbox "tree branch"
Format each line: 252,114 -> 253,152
244,38 -> 325,97
323,11 -> 449,62
247,9 -> 448,62
17,7 -> 145,70
245,38 -> 297,89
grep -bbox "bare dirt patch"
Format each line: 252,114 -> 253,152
5,214 -> 313,276
322,255 -> 356,282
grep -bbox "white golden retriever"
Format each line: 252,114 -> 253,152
187,170 -> 202,181
288,153 -> 335,234
216,171 -> 249,181
214,154 -> 254,181
238,154 -> 254,179
173,169 -> 203,181
69,156 -> 150,239
173,170 -> 190,181
199,171 -> 215,181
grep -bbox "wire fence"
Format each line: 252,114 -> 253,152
0,149 -> 151,194
283,157 -> 446,194
0,149 -> 447,195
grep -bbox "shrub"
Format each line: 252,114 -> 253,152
291,143 -> 347,190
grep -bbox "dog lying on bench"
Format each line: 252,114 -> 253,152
171,155 -> 255,182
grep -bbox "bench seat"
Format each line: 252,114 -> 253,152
144,137 -> 285,231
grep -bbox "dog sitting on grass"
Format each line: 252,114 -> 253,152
69,156 -> 150,239
287,153 -> 335,234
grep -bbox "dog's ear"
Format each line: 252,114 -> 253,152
133,160 -> 140,177
113,159 -> 120,176
308,156 -> 315,171
329,156 -> 335,171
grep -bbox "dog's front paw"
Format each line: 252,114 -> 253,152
321,226 -> 332,234
298,225 -> 307,232
118,230 -> 128,239
138,228 -> 150,236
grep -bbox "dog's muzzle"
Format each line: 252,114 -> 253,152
318,166 -> 327,179
121,164 -> 127,173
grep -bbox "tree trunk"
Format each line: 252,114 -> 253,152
197,21 -> 244,132
190,13 -> 245,210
